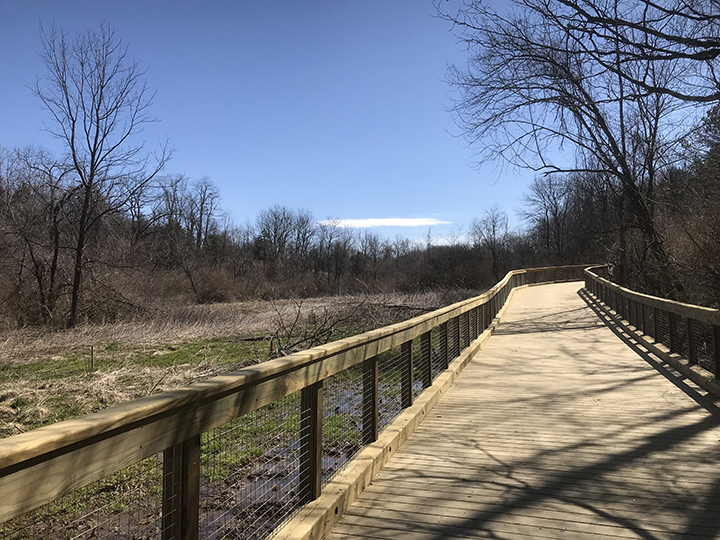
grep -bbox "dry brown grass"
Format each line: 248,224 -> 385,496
0,288 -> 480,437
0,290 -> 476,365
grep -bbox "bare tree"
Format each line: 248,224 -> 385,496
520,177 -> 571,262
255,205 -> 296,279
358,229 -> 384,281
441,0 -> 692,296
471,205 -> 509,279
33,23 -> 170,326
292,208 -> 316,270
550,0 -> 720,102
0,147 -> 73,323
187,177 -> 219,249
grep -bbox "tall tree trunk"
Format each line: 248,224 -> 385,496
68,184 -> 92,327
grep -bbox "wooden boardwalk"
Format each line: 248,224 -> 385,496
325,282 -> 720,540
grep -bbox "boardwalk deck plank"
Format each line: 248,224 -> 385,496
325,282 -> 720,540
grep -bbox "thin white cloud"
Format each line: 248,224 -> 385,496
317,218 -> 452,228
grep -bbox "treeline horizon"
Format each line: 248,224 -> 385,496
0,145 -> 584,328
2,118 -> 720,329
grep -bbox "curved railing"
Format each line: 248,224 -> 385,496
584,265 -> 720,378
0,265 -> 590,540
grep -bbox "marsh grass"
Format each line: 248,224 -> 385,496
0,290 -> 476,437
0,290 -> 479,538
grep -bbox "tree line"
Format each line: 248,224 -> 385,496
4,115 -> 720,327
0,151 -> 563,328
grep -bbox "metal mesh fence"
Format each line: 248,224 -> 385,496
431,327 -> 446,379
642,303 -> 653,338
0,455 -> 163,540
470,308 -> 478,341
448,317 -> 460,361
411,337 -> 423,402
669,313 -> 688,356
459,313 -> 469,354
200,392 -> 302,540
629,299 -> 637,328
321,365 -> 364,487
689,319 -> 714,373
656,308 -> 670,349
377,347 -> 404,431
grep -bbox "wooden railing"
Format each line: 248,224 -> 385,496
584,265 -> 720,378
0,265 -> 590,540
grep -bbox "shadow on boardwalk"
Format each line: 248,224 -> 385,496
327,283 -> 720,540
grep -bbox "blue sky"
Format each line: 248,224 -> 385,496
0,1 -> 533,243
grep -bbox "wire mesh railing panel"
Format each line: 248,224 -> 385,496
460,313 -> 469,353
431,327 -> 445,379
321,365 -> 364,487
448,317 -> 460,361
424,332 -> 435,383
377,347 -> 404,431
0,455 -> 163,540
655,308 -> 670,349
411,337 -> 424,401
669,313 -> 688,356
200,392 -> 302,540
609,292 -> 618,316
642,303 -> 653,338
690,319 -> 714,373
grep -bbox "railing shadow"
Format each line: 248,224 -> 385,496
377,411 -> 720,539
492,306 -> 599,335
579,288 -> 720,417
340,283 -> 720,539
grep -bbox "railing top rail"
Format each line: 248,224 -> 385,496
0,264 -> 590,474
584,265 -> 720,326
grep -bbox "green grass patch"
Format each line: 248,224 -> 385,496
127,338 -> 268,369
323,413 -> 361,445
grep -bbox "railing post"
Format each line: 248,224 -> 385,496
460,311 -> 470,350
452,316 -> 460,358
440,322 -> 449,369
162,435 -> 200,540
421,331 -> 432,388
401,340 -> 414,408
687,318 -> 696,365
300,380 -> 323,503
713,325 -> 720,378
668,312 -> 677,353
653,306 -> 659,342
464,311 -> 471,347
362,356 -> 379,444
640,302 -> 645,334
